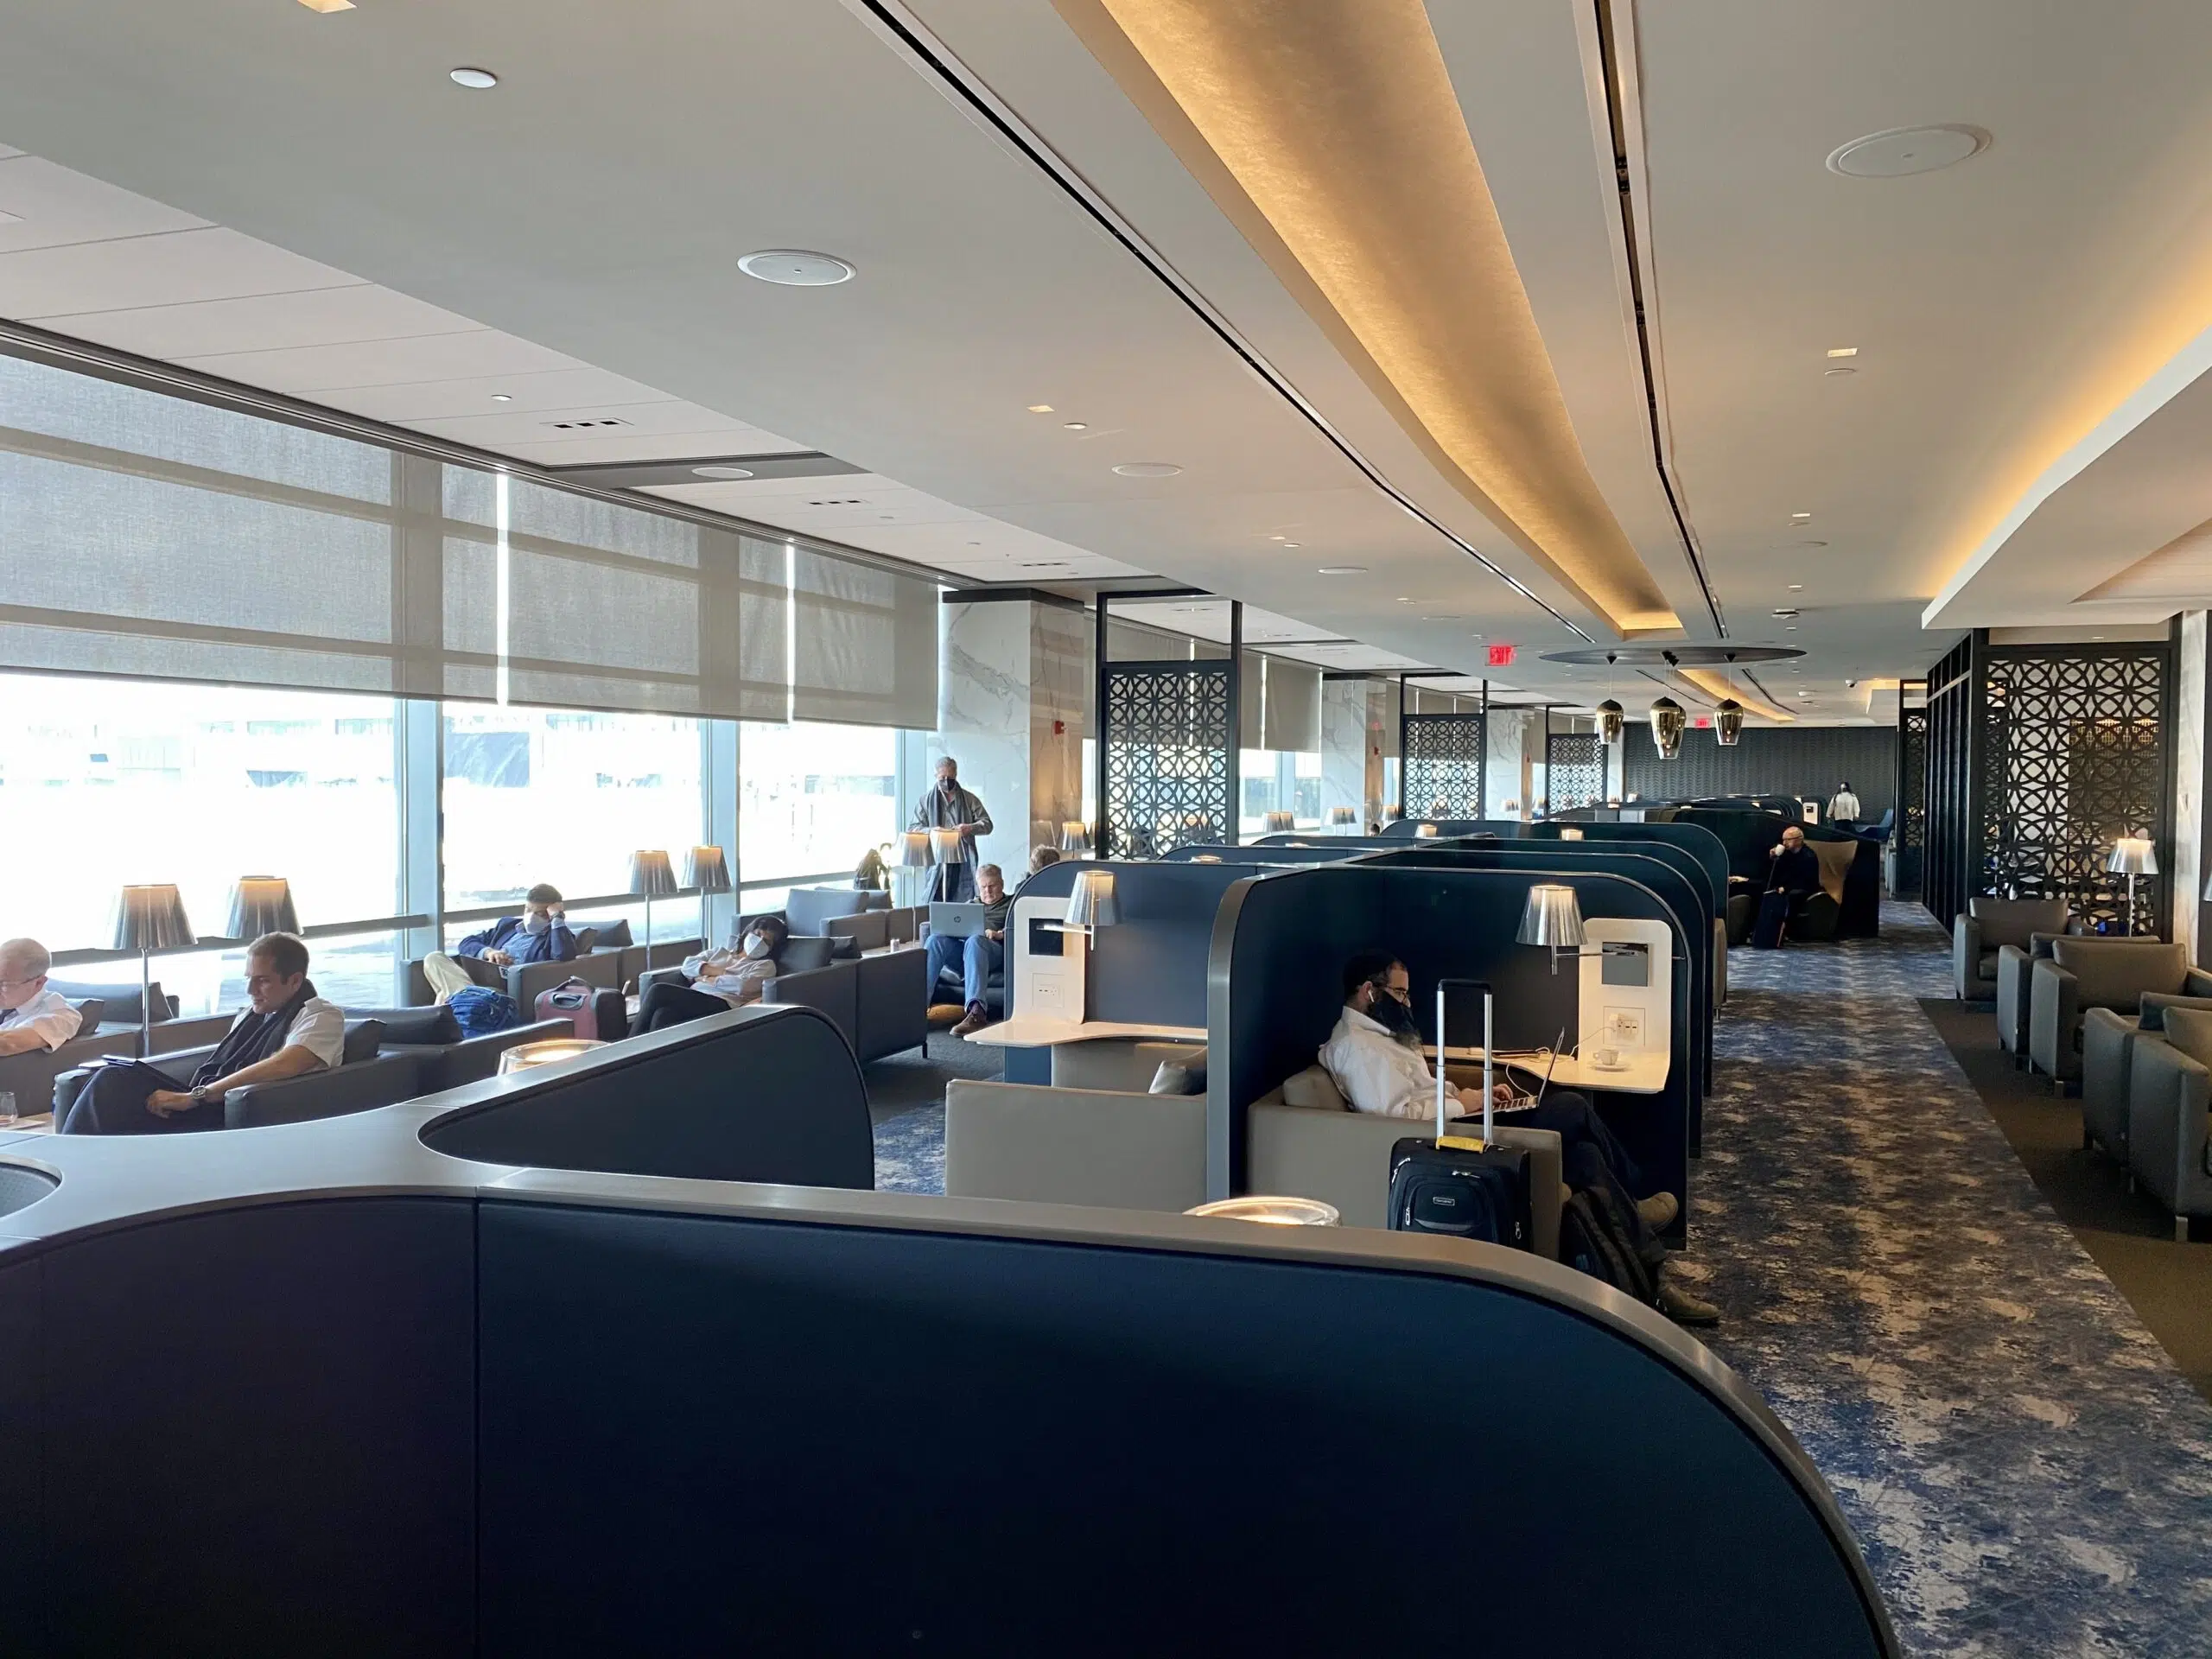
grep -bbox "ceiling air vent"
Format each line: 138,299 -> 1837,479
808,497 -> 867,507
541,416 -> 632,431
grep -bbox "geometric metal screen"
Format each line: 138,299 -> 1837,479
1980,645 -> 2171,934
1895,701 -> 1928,899
1101,661 -> 1234,858
1545,732 -> 1604,812
1402,712 -> 1485,818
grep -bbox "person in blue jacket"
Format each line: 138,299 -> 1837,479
456,883 -> 577,967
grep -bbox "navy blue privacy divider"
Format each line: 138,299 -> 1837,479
1380,816 -> 1524,838
1674,808 -> 1883,938
475,1198 -> 1894,1656
1011,857 -> 1256,1027
22,1197 -> 477,1656
1368,842 -> 1714,1134
419,1004 -> 873,1190
1532,819 -> 1729,921
1208,863 -> 1694,1210
0,1258 -> 38,1640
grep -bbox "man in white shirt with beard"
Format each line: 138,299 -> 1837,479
1320,950 -> 1717,1325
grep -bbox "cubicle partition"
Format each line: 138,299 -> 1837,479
1531,820 -> 1729,925
1674,808 -> 1883,938
0,1105 -> 1898,1656
1207,862 -> 1695,1216
1366,842 -> 1716,1142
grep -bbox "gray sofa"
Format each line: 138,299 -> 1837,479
51,1014 -> 571,1131
47,976 -> 178,1037
0,999 -> 126,1121
2120,1005 -> 2212,1239
2029,938 -> 2211,1090
638,934 -> 928,1065
2082,990 -> 2212,1164
784,885 -> 889,937
1955,896 -> 2072,1001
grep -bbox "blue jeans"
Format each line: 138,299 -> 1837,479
924,931 -> 1002,1008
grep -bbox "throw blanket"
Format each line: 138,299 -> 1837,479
190,978 -> 317,1090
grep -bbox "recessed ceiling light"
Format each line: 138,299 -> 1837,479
1395,596 -> 1416,603
1796,540 -> 1829,549
1317,566 -> 1366,575
691,465 -> 756,480
1269,535 -> 1287,541
1827,124 -> 1990,179
1027,404 -> 1054,413
1824,366 -> 1857,377
1788,584 -> 1803,591
1827,347 -> 1859,359
966,540 -> 982,547
1112,462 -> 1182,478
1791,512 -> 1813,521
737,250 -> 855,287
2092,634 -> 2106,640
1063,422 -> 1088,432
1281,542 -> 1301,549
298,0 -> 354,11
449,67 -> 499,89
489,392 -> 513,403
1786,625 -> 1799,631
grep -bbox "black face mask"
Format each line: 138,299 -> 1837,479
1367,988 -> 1421,1046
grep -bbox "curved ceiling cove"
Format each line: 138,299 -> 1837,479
1054,0 -> 1681,639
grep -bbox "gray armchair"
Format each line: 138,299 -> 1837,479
2028,939 -> 2209,1090
53,1018 -> 400,1131
1955,896 -> 2072,1001
2082,991 -> 2212,1162
0,1001 -> 128,1122
1996,934 -> 2072,1065
2125,1007 -> 2212,1240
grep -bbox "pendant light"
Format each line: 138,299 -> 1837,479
1714,699 -> 1744,747
1649,696 -> 1685,759
1596,700 -> 1625,746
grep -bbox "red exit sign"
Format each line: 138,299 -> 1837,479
1485,643 -> 1517,668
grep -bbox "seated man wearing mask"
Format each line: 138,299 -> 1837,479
1320,951 -> 1718,1326
633,915 -> 791,1032
60,932 -> 342,1135
925,862 -> 1011,1039
455,883 -> 577,969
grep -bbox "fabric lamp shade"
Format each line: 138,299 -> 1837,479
1516,884 -> 1585,950
2107,837 -> 2158,876
1414,823 -> 1440,839
1064,869 -> 1120,930
112,884 -> 194,952
1265,810 -> 1295,832
899,830 -> 934,868
1060,821 -> 1092,854
627,849 -> 678,898
930,827 -> 965,862
1560,827 -> 1586,841
1329,806 -> 1357,826
684,846 -> 731,893
226,876 -> 299,940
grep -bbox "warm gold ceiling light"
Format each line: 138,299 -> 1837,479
297,0 -> 356,10
1678,667 -> 1792,722
1058,0 -> 1679,638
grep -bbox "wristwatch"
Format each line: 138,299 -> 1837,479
190,1084 -> 215,1109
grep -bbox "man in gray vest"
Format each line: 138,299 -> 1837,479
912,755 -> 994,902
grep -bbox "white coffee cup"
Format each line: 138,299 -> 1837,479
1592,1046 -> 1620,1068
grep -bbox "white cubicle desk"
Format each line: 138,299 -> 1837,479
969,1017 -> 1205,1049
1427,1046 -> 1669,1096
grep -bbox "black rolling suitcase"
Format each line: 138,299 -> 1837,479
1385,978 -> 1531,1249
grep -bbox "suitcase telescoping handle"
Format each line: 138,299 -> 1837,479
1433,977 -> 1493,1143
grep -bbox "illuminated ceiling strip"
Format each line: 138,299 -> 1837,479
842,0 -> 1599,647
1676,665 -> 1792,722
1057,0 -> 1678,636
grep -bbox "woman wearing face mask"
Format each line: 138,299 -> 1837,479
634,915 -> 791,1032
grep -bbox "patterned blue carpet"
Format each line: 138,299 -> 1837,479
1699,903 -> 2212,1656
865,906 -> 2212,1654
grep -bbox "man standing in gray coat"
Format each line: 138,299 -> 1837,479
912,756 -> 994,902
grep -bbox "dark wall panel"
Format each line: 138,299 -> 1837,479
1624,726 -> 1899,817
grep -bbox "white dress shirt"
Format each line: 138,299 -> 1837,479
1828,789 -> 1861,821
1319,1005 -> 1456,1120
682,947 -> 776,1007
0,987 -> 83,1052
226,996 -> 346,1070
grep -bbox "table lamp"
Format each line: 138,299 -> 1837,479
1517,881 -> 1643,976
113,884 -> 194,1046
1264,810 -> 1294,833
928,828 -> 966,900
685,846 -> 729,938
1414,823 -> 1440,840
1060,821 -> 1092,856
226,875 -> 299,942
628,849 -> 677,961
1329,806 -> 1357,834
498,1037 -> 607,1075
1186,1195 -> 1340,1226
1560,827 -> 1586,841
1063,868 -> 1119,934
2107,836 -> 2157,937
898,830 -> 933,907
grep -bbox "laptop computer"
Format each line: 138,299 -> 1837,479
928,901 -> 991,939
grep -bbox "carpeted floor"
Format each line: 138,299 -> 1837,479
863,912 -> 2212,1656
1920,993 -> 2212,1404
1701,904 -> 2212,1657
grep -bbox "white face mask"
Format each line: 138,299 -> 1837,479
523,912 -> 551,936
742,932 -> 772,959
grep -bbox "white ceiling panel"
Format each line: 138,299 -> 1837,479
42,283 -> 483,359
0,225 -> 357,317
403,397 -> 774,450
308,365 -> 683,424
0,154 -> 207,251
172,327 -> 582,393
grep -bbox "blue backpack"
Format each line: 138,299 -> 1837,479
446,986 -> 522,1038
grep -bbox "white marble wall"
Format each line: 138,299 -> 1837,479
1486,709 -> 1539,819
1320,678 -> 1369,826
935,599 -> 1088,880
2176,611 -> 2206,959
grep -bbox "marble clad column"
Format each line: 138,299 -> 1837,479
1319,678 -> 1369,827
935,598 -> 1086,880
1485,709 -> 1538,820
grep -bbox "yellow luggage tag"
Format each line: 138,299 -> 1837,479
1436,1133 -> 1487,1153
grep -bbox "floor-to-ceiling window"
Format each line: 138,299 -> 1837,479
738,720 -> 900,912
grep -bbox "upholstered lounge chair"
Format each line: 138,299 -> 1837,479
2123,1005 -> 2212,1240
1955,895 -> 2072,1002
2029,938 -> 2211,1090
2081,989 -> 2212,1163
